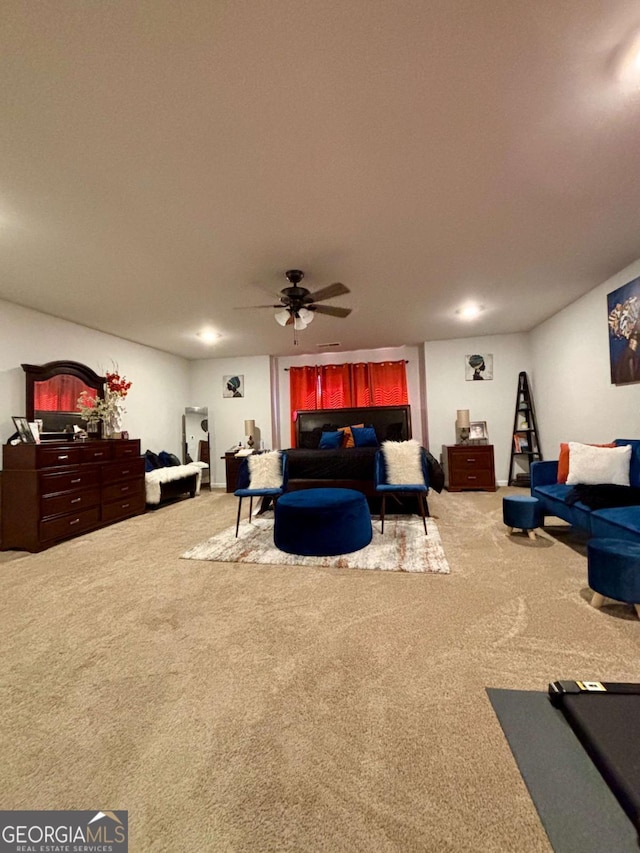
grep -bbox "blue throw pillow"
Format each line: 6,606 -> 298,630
352,426 -> 379,448
144,450 -> 163,471
159,450 -> 180,467
319,430 -> 343,449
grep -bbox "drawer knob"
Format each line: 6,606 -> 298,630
69,518 -> 80,526
71,478 -> 81,484
58,454 -> 69,460
71,497 -> 81,504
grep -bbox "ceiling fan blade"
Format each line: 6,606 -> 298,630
233,303 -> 281,309
312,304 -> 352,318
306,281 -> 350,302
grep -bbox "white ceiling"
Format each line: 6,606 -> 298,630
2,1 -> 640,360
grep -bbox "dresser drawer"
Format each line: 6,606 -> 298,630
448,450 -> 493,471
103,479 -> 145,503
41,487 -> 101,519
112,439 -> 141,458
451,469 -> 495,488
102,493 -> 146,523
40,506 -> 101,543
40,467 -> 101,496
38,445 -> 84,468
80,443 -> 113,464
102,457 -> 145,484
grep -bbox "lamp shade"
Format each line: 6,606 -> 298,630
297,307 -> 314,324
244,419 -> 255,436
274,308 -> 290,326
456,409 -> 470,428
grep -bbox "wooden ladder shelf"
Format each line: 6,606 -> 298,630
508,371 -> 542,487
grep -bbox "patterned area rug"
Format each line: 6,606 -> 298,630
181,513 -> 450,573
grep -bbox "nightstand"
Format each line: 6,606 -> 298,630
443,444 -> 496,492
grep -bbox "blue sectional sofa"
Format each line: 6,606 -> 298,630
530,439 -> 640,544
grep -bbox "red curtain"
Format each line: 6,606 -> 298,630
289,360 -> 408,445
289,366 -> 319,446
317,364 -> 352,410
367,360 -> 408,406
34,375 -> 93,412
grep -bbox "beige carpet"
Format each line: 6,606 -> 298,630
1,487 -> 639,852
181,513 -> 449,573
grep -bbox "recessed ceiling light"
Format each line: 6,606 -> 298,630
456,304 -> 484,320
197,329 -> 220,344
617,29 -> 640,89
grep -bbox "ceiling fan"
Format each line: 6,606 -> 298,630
238,269 -> 352,344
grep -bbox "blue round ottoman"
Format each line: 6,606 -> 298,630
503,495 -> 542,540
274,488 -> 372,556
587,538 -> 640,618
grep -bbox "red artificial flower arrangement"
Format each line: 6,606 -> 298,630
105,370 -> 132,398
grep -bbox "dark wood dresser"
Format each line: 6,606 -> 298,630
443,444 -> 496,492
1,438 -> 145,552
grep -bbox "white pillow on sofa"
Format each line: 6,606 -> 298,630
248,451 -> 283,488
566,442 -> 631,486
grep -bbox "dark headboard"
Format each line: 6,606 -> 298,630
295,405 -> 411,447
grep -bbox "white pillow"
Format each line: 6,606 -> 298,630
566,442 -> 631,486
382,439 -> 424,484
248,451 -> 282,488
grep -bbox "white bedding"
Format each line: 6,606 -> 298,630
145,464 -> 202,505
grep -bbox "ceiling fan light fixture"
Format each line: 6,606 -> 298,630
297,307 -> 314,324
274,308 -> 290,326
293,313 -> 308,331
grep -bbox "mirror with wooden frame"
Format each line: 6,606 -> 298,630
22,360 -> 105,438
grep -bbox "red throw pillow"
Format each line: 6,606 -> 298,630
557,442 -> 616,483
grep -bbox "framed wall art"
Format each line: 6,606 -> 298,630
223,375 -> 244,398
607,276 -> 640,385
465,353 -> 493,381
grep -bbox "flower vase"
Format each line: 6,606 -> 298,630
104,413 -> 122,439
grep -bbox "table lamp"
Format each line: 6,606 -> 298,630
456,409 -> 470,445
244,419 -> 256,449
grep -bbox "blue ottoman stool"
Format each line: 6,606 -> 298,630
587,538 -> 640,619
274,488 -> 372,556
503,495 -> 542,540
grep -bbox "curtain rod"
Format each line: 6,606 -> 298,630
284,360 -> 409,371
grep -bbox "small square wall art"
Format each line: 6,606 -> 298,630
465,353 -> 493,380
223,375 -> 244,397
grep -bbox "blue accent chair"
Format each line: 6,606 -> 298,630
234,452 -> 288,537
374,447 -> 430,534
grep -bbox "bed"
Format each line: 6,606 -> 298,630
286,405 -> 444,496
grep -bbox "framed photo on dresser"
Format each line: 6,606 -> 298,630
12,416 -> 36,444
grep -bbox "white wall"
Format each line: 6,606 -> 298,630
189,355 -> 273,487
531,259 -> 640,453
275,345 -> 425,449
0,299 -> 190,464
424,334 -> 533,484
